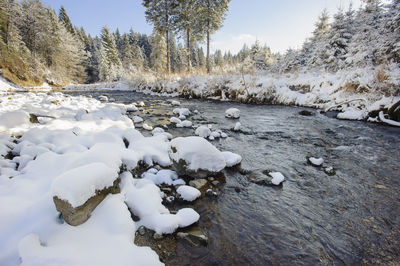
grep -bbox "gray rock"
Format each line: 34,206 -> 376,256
153,233 -> 163,240
248,172 -> 274,186
53,178 -> 120,226
138,226 -> 146,236
211,180 -> 220,186
189,179 -> 208,190
205,189 -> 218,197
323,166 -> 336,176
177,228 -> 208,247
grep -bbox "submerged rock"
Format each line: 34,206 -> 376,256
249,171 -> 285,186
298,110 -> 314,116
323,166 -> 336,176
189,179 -> 208,190
177,228 -> 208,247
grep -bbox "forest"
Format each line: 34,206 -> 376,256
0,0 -> 399,87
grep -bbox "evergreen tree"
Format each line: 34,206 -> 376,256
307,9 -> 331,69
197,0 -> 231,73
58,6 -> 74,35
150,30 -> 167,73
142,0 -> 178,73
99,25 -> 121,81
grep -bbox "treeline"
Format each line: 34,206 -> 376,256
0,0 -> 399,86
234,0 -> 400,74
0,0 -> 231,85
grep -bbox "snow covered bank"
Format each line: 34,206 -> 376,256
0,89 -> 241,265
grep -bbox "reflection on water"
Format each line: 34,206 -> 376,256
66,90 -> 400,265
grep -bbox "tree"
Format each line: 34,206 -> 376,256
307,9 -> 331,69
174,0 -> 202,72
58,6 -> 74,35
99,25 -> 121,81
197,0 -> 231,73
150,30 -> 167,73
142,0 -> 178,73
382,0 -> 400,62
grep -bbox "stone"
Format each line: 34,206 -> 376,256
189,179 -> 208,190
53,178 -> 120,226
177,228 -> 208,247
248,171 -> 284,186
299,110 -> 314,116
211,181 -> 220,186
323,166 -> 336,176
205,189 -> 218,197
153,233 -> 163,240
138,226 -> 146,236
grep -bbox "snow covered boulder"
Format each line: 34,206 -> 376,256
169,136 -> 226,178
221,151 -> 242,167
195,125 -> 211,138
308,157 -> 324,166
51,163 -> 120,226
249,170 -> 285,186
225,108 -> 240,119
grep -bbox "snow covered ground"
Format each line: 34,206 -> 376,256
0,89 -> 241,265
64,66 -> 400,122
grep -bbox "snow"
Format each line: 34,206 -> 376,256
309,157 -> 324,166
176,120 -> 192,128
221,151 -> 242,167
176,185 -> 201,202
171,100 -> 180,106
269,172 -> 285,185
195,125 -> 211,138
169,136 -> 226,173
170,117 -> 181,124
225,108 -> 240,118
337,109 -> 368,120
142,123 -> 153,131
0,110 -> 30,134
17,195 -> 162,266
173,108 -> 190,117
176,208 -> 200,227
379,111 -> 400,127
132,116 -> 143,123
141,169 -> 178,185
233,122 -> 241,131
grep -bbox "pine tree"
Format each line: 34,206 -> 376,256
382,0 -> 400,62
58,6 -> 75,35
142,0 -> 178,73
307,9 -> 331,69
150,30 -> 167,73
99,25 -> 122,81
197,0 -> 231,73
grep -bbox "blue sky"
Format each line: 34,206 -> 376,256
41,0 -> 363,53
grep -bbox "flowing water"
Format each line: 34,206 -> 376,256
67,90 -> 400,265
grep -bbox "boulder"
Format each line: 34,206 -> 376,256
177,227 -> 208,247
188,179 -> 208,190
53,178 -> 120,226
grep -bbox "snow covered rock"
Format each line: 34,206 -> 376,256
308,157 -> 324,166
177,185 -> 201,201
176,120 -> 192,128
132,116 -> 144,123
195,125 -> 211,138
269,172 -> 285,185
233,122 -> 241,131
225,108 -> 240,119
142,123 -> 153,131
221,151 -> 242,167
51,163 -> 120,226
169,136 -> 226,178
171,100 -> 181,106
173,108 -> 190,117
170,117 -> 181,124
98,95 -> 108,102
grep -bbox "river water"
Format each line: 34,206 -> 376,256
66,90 -> 400,265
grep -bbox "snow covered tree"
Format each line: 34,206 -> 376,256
197,0 -> 231,73
307,9 -> 331,69
142,0 -> 178,73
346,0 -> 385,67
381,0 -> 400,62
58,6 -> 75,35
150,30 -> 167,73
99,26 -> 122,81
174,0 -> 202,72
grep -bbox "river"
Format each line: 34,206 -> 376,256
66,90 -> 400,265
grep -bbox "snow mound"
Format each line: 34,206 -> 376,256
173,108 -> 190,117
270,172 -> 285,185
0,110 -> 30,134
309,157 -> 324,166
141,169 -> 178,185
176,208 -> 200,227
195,125 -> 211,138
233,122 -> 241,131
221,151 -> 242,167
51,162 -> 118,207
225,108 -> 240,118
169,136 -> 226,173
176,120 -> 192,128
132,116 -> 143,123
177,185 -> 201,201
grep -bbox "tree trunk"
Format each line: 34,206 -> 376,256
186,28 -> 191,72
166,30 -> 170,74
206,29 -> 210,74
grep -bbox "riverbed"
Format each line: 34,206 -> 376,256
66,90 -> 400,265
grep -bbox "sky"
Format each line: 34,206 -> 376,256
41,0 -> 364,54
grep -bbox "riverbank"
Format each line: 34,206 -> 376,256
63,66 -> 400,124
